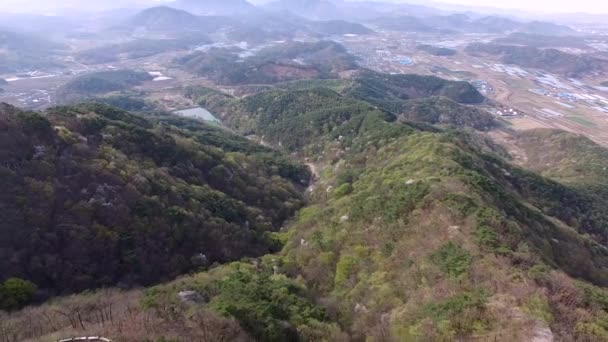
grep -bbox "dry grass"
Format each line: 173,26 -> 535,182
0,289 -> 250,342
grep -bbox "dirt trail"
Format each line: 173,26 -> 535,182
305,163 -> 319,179
305,163 -> 320,192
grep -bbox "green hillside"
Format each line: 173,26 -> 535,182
399,96 -> 496,130
508,129 -> 608,185
176,41 -> 358,85
346,70 -> 485,109
6,96 -> 608,340
55,70 -> 152,104
5,68 -> 608,342
185,72 -> 490,140
0,103 -> 308,297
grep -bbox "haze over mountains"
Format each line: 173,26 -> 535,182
3,0 -> 608,341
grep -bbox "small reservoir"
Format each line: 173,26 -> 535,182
173,107 -> 222,125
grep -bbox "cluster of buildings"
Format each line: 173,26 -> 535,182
495,107 -> 520,116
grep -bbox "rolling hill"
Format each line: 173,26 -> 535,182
54,70 -> 153,104
129,6 -> 206,31
176,41 -> 359,85
465,43 -> 608,76
369,15 -> 435,32
171,0 -> 258,16
306,19 -> 374,35
264,0 -> 340,20
122,6 -> 240,35
371,14 -> 577,36
397,96 -> 496,131
345,70 -> 486,109
519,20 -> 579,36
494,32 -> 589,49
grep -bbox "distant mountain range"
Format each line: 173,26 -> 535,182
129,6 -> 208,31
465,43 -> 608,77
170,0 -> 259,16
370,12 -> 578,36
264,0 -> 340,20
0,30 -> 65,73
123,5 -> 373,39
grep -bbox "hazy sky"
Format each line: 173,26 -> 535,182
0,0 -> 607,15
429,0 -> 608,13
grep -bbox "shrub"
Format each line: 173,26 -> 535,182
334,183 -> 354,198
420,288 -> 491,337
475,225 -> 499,249
0,278 -> 37,311
425,289 -> 489,320
208,267 -> 327,341
576,315 -> 608,341
523,294 -> 553,324
334,254 -> 357,287
528,264 -> 550,281
430,243 -> 472,278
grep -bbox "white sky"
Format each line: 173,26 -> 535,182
429,0 -> 608,13
0,0 -> 607,15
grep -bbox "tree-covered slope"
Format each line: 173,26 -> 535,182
0,103 -> 309,296
346,70 -> 486,109
188,86 -> 411,153
7,106 -> 608,341
277,129 -> 608,340
5,72 -> 608,341
186,71 -> 491,142
398,96 -> 496,131
505,129 -> 608,186
174,84 -> 608,341
176,41 -> 358,85
54,70 -> 152,104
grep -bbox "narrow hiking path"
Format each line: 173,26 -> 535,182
305,162 -> 320,193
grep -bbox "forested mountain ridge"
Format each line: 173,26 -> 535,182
5,69 -> 608,341
176,41 -> 359,85
54,69 -> 153,104
5,91 -> 608,340
185,71 -> 492,142
0,102 -> 309,296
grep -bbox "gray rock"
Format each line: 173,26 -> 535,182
178,290 -> 205,304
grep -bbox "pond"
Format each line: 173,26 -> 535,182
173,107 -> 222,125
